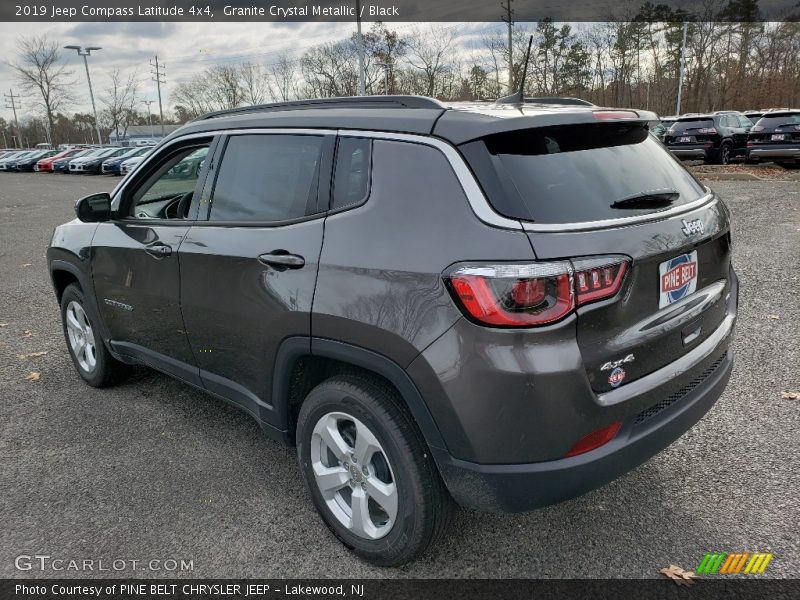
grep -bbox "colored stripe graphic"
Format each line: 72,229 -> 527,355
699,552 -> 773,574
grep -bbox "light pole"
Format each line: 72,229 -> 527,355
354,0 -> 366,95
142,100 -> 155,139
64,45 -> 103,145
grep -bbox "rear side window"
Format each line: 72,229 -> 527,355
332,137 -> 372,210
461,123 -> 706,224
210,134 -> 323,222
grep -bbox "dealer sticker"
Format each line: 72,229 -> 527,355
659,251 -> 698,308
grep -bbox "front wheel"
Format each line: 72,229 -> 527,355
296,375 -> 453,566
60,284 -> 130,387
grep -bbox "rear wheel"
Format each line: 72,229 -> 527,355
60,284 -> 130,387
715,142 -> 732,165
296,375 -> 452,566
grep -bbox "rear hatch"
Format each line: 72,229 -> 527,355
748,111 -> 800,146
459,120 -> 732,393
664,117 -> 717,145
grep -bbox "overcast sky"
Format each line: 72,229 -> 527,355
0,21 -> 504,121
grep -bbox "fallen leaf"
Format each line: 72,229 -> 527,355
781,391 -> 800,400
21,263 -> 32,267
19,351 -> 48,359
21,330 -> 33,338
0,323 -> 7,327
767,314 -> 780,320
25,371 -> 41,382
660,564 -> 699,586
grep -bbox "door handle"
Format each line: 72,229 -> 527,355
258,251 -> 305,269
145,243 -> 173,258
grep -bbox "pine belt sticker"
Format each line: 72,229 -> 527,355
659,251 -> 698,309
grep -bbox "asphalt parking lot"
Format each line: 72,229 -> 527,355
0,172 -> 798,579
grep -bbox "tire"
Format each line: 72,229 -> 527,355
60,283 -> 130,387
715,142 -> 732,165
296,374 -> 453,566
778,161 -> 800,170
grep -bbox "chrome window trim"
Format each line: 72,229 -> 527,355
114,126 -> 717,232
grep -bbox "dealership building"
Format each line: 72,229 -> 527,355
108,124 -> 181,145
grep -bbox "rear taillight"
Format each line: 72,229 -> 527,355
696,127 -> 717,134
446,257 -> 629,328
752,125 -> 764,132
565,421 -> 622,457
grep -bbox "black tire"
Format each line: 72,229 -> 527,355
715,142 -> 732,165
60,283 -> 130,387
296,374 -> 453,566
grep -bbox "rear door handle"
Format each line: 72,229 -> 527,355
258,251 -> 305,269
145,243 -> 173,258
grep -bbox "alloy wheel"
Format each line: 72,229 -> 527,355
310,411 -> 398,540
65,301 -> 97,373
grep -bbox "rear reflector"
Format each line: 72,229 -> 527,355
445,257 -> 629,328
565,421 -> 622,457
593,110 -> 639,120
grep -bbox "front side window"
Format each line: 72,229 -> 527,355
128,144 -> 210,219
209,134 -> 324,222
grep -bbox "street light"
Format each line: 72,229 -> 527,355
64,45 -> 103,145
142,99 -> 155,139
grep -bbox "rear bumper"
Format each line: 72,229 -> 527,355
748,146 -> 800,160
433,347 -> 733,512
668,146 -> 709,159
429,267 -> 738,513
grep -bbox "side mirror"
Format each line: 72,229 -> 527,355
75,193 -> 111,223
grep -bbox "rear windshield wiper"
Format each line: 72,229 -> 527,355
610,189 -> 679,209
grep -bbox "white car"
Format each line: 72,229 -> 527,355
120,154 -> 147,175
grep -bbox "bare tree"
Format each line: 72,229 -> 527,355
100,67 -> 138,142
239,61 -> 270,105
404,26 -> 458,97
8,35 -> 74,145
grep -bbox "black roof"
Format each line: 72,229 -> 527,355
165,95 -> 658,146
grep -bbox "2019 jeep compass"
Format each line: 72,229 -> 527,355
47,95 -> 737,566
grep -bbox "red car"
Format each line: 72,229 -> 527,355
37,148 -> 85,172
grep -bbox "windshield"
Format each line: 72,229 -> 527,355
461,123 -> 706,224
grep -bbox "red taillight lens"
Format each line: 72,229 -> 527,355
573,259 -> 629,306
565,421 -> 622,457
696,127 -> 717,134
446,257 -> 629,328
447,262 -> 574,327
752,125 -> 764,132
593,110 -> 639,120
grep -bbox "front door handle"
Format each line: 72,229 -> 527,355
145,243 -> 173,258
258,251 -> 305,270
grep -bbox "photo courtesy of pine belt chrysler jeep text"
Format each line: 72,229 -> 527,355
47,95 -> 738,566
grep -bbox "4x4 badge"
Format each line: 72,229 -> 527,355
600,354 -> 635,371
681,218 -> 704,236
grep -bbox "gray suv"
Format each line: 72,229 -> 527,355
47,96 -> 737,566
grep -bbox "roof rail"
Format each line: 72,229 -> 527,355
195,95 -> 446,121
524,97 -> 596,106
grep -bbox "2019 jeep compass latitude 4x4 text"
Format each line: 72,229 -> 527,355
48,96 -> 737,566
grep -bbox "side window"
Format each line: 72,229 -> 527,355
128,144 -> 210,219
209,134 -> 323,222
738,116 -> 752,128
332,137 -> 372,210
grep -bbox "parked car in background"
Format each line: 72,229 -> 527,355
743,110 -> 765,125
14,150 -> 57,171
650,116 -> 677,142
119,151 -> 153,175
69,148 -> 126,174
747,109 -> 800,168
53,149 -> 93,173
664,113 -> 751,164
37,148 -> 86,172
101,147 -> 152,175
0,150 -> 35,171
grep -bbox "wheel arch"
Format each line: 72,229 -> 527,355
271,337 -> 448,452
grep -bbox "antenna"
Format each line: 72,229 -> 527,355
495,35 -> 533,105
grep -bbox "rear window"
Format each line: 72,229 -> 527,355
461,123 -> 706,224
755,113 -> 800,127
669,119 -> 715,133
